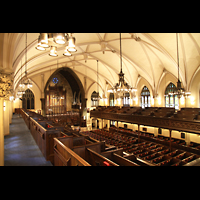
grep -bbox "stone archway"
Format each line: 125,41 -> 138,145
22,89 -> 35,110
44,67 -> 86,118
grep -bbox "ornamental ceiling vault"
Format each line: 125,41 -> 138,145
1,33 -> 200,95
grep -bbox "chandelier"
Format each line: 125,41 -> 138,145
18,33 -> 33,92
108,33 -> 137,99
174,33 -> 191,98
93,60 -> 102,100
35,33 -> 77,57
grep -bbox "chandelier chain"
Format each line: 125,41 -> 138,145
120,33 -> 123,73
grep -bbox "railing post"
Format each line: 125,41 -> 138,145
117,121 -> 119,134
169,129 -> 172,152
138,124 -> 140,143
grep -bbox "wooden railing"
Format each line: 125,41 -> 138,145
90,110 -> 200,135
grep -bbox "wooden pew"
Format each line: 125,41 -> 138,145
100,148 -> 140,166
123,154 -> 155,166
20,109 -> 31,129
54,136 -> 141,166
29,117 -> 65,164
54,137 -> 91,166
85,148 -> 119,166
54,137 -> 111,166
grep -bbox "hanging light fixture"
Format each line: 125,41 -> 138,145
19,61 -> 25,89
63,46 -> 72,56
35,35 -> 46,51
17,62 -> 25,97
92,60 -> 101,102
22,33 -> 33,89
108,33 -> 136,99
67,34 -> 77,52
40,33 -> 49,48
49,46 -> 58,57
174,33 -> 191,98
35,33 -> 77,56
54,33 -> 66,45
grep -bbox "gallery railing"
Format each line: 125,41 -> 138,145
90,110 -> 200,135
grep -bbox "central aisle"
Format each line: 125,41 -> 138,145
4,114 -> 52,166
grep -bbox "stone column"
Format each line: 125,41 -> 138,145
0,98 -> 4,166
3,99 -> 10,136
9,100 -> 13,124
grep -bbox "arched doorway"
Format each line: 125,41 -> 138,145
44,67 -> 86,117
140,86 -> 150,108
22,89 -> 35,110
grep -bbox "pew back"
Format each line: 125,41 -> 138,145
29,117 -> 62,164
85,148 -> 119,166
54,138 -> 91,166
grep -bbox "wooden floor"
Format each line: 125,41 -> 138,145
4,114 -> 52,166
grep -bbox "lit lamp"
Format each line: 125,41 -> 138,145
40,33 -> 49,48
35,35 -> 46,51
108,33 -> 136,100
27,79 -> 33,88
54,33 -> 66,44
19,82 -> 25,89
49,46 -> 58,57
63,46 -> 72,56
67,35 -> 77,52
35,33 -> 77,56
35,44 -> 46,51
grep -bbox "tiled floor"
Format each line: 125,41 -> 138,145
4,114 -> 52,166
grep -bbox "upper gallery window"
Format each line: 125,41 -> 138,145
141,86 -> 150,108
165,82 -> 178,110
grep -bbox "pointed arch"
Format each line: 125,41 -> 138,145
22,89 -> 35,110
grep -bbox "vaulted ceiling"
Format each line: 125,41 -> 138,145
2,33 -> 200,94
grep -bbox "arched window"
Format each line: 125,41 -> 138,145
165,82 -> 178,110
123,92 -> 130,107
141,86 -> 150,108
22,89 -> 35,110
